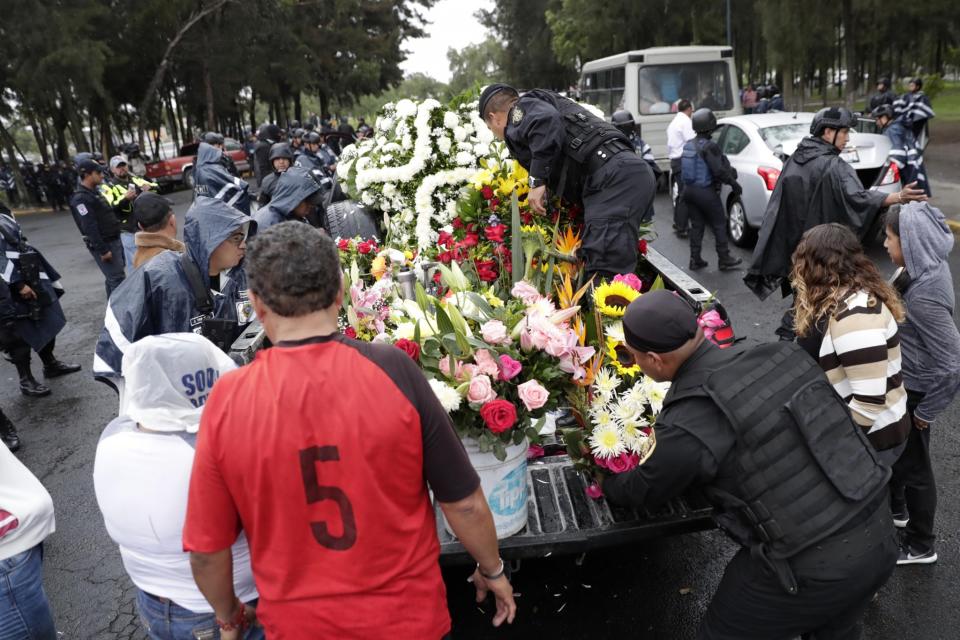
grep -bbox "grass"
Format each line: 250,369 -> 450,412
933,81 -> 960,122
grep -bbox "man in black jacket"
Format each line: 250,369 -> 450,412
680,108 -> 742,271
479,84 -> 655,281
69,159 -> 125,297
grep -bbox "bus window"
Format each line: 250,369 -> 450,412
580,66 -> 625,117
637,61 -> 733,115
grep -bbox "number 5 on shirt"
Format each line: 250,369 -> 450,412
298,445 -> 358,550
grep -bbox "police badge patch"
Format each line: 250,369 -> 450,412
511,107 -> 524,124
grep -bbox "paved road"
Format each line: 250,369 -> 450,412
9,189 -> 960,638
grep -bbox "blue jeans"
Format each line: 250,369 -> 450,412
0,544 -> 56,640
121,232 -> 137,273
89,237 -> 126,299
136,590 -> 264,640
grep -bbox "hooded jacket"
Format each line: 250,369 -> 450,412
745,136 -> 887,299
894,202 -> 960,422
193,142 -> 250,215
132,232 -> 185,269
253,167 -> 321,231
93,197 -> 255,381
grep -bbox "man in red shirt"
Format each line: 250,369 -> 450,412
183,222 -> 516,639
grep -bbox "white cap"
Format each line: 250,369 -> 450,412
119,333 -> 237,433
109,155 -> 127,169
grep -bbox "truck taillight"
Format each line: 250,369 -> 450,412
757,166 -> 781,191
879,162 -> 900,186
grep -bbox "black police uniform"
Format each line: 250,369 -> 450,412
69,182 -> 125,298
502,90 -> 655,280
680,133 -> 741,269
603,340 -> 898,639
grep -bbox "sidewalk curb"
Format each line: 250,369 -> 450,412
9,207 -> 56,217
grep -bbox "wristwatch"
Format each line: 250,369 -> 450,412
528,176 -> 546,189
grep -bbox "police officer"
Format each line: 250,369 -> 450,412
603,290 -> 898,639
200,131 -> 239,177
93,197 -> 256,386
289,128 -> 305,154
69,159 -> 126,297
254,124 -> 282,186
295,131 -> 336,175
253,167 -> 324,231
102,156 -> 158,269
612,110 -> 660,223
873,103 -> 930,195
0,204 -> 80,399
479,84 -> 655,281
745,106 -> 927,339
257,142 -> 294,206
681,108 -> 742,271
193,140 -> 251,215
867,77 -> 897,113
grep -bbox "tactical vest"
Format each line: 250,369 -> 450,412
681,138 -> 712,187
665,342 -> 889,588
528,91 -> 633,201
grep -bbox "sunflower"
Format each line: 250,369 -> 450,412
593,281 -> 641,318
606,336 -> 642,377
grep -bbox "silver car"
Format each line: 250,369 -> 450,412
707,112 -> 901,246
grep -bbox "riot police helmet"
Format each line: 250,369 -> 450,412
768,84 -> 780,96
810,106 -> 856,136
292,128 -> 305,140
258,123 -> 282,142
871,104 -> 895,121
302,131 -> 323,146
611,110 -> 636,136
202,131 -> 225,146
269,142 -> 294,162
290,119 -> 301,129
691,108 -> 717,135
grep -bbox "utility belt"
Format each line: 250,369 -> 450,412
584,138 -> 634,175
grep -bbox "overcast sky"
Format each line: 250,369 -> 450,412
400,0 -> 494,83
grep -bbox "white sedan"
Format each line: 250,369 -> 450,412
708,112 -> 901,246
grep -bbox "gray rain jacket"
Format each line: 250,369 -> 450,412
252,167 -> 321,231
194,142 -> 250,215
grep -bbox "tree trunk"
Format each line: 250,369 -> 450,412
62,89 -> 88,153
163,91 -> 181,151
26,110 -> 49,165
173,85 -> 188,144
319,90 -> 329,122
841,0 -> 858,108
99,113 -> 113,159
294,92 -> 302,124
249,89 -> 257,132
203,59 -> 216,132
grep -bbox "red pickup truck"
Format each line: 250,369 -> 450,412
145,138 -> 250,190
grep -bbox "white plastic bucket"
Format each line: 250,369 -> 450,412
445,438 -> 529,539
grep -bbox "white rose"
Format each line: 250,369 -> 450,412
453,126 -> 467,142
395,99 -> 417,118
437,136 -> 452,154
476,126 -> 494,144
455,151 -> 474,166
378,117 -> 393,133
443,112 -> 460,129
382,183 -> 397,198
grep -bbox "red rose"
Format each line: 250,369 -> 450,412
452,218 -> 464,229
489,198 -> 500,209
481,186 -> 494,200
343,326 -> 357,339
475,259 -> 499,282
638,238 -> 648,255
438,230 -> 454,248
337,238 -> 351,251
394,338 -> 421,362
480,399 -> 517,434
484,224 -> 507,243
438,250 -> 453,264
493,244 -> 511,258
461,232 -> 480,248
357,240 -> 375,255
520,212 -> 533,225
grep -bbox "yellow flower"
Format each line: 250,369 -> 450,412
371,255 -> 388,280
520,224 -> 550,243
482,288 -> 504,308
606,336 -> 641,377
555,227 -> 582,278
593,281 -> 640,318
470,169 -> 495,191
404,250 -> 414,261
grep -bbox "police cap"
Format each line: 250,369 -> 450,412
133,191 -> 174,229
77,159 -> 103,176
479,83 -> 516,118
622,290 -> 699,353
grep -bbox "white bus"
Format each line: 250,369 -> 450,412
580,46 -> 741,169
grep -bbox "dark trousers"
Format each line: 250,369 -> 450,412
671,158 -> 688,230
0,332 -> 55,367
890,390 -> 935,551
684,184 -> 730,260
699,503 -> 898,640
89,237 -> 126,299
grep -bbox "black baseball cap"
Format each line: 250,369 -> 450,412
623,290 -> 699,353
479,83 -> 516,118
133,192 -> 173,228
77,159 -> 104,175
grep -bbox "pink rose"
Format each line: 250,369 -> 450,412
498,355 -> 522,381
467,374 -> 497,404
527,444 -> 545,460
511,280 -> 542,305
596,452 -> 640,474
613,273 -> 644,292
460,364 -> 480,380
517,379 -> 549,411
439,355 -> 463,380
585,482 -> 604,499
480,320 -> 510,345
474,349 -> 500,378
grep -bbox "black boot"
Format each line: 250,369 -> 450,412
39,340 -> 80,378
718,254 -> 743,270
689,252 -> 708,271
0,411 -> 20,452
15,361 -> 50,397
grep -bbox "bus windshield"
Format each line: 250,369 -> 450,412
637,61 -> 733,115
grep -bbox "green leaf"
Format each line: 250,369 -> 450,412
464,292 -> 495,319
512,428 -> 525,445
434,304 -> 456,336
413,320 -> 421,345
511,190 -> 523,285
560,427 -> 586,461
525,426 -> 540,442
492,439 -> 507,462
650,275 -> 666,291
478,432 -> 494,453
415,281 -> 431,315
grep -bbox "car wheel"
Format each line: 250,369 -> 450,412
726,198 -> 757,248
323,200 -> 381,241
183,168 -> 195,190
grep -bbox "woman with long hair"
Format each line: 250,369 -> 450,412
790,223 -> 910,463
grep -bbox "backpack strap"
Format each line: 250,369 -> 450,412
179,253 -> 215,315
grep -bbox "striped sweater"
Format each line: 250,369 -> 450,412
819,290 -> 911,451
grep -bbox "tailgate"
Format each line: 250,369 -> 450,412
437,443 -> 715,564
